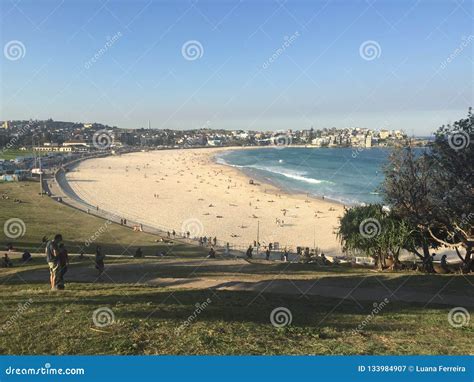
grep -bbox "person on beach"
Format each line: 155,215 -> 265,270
95,245 -> 105,277
207,247 -> 216,259
45,234 -> 62,290
57,243 -> 69,290
321,253 -> 329,265
265,247 -> 271,261
282,248 -> 289,262
213,237 -> 217,246
304,247 -> 311,262
246,245 -> 253,259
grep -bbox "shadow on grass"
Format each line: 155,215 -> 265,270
2,285 -> 460,332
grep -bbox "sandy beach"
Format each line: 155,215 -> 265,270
65,148 -> 345,255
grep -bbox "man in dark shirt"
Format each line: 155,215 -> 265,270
57,243 -> 69,289
45,234 -> 62,290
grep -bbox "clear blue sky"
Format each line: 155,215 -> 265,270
1,0 -> 472,135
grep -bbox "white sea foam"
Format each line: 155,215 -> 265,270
216,154 -> 334,185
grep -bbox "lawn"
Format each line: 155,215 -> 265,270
0,181 -> 207,257
0,149 -> 34,161
0,281 -> 472,355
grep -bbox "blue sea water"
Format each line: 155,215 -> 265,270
215,147 -> 393,205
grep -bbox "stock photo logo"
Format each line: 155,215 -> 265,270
181,218 -> 204,237
92,307 -> 115,328
447,130 -> 470,151
447,307 -> 470,328
262,31 -> 300,70
4,40 -> 26,61
359,40 -> 381,61
181,40 -> 204,61
84,31 -> 123,70
359,218 -> 381,239
92,129 -> 113,150
270,307 -> 293,328
271,131 -> 292,149
3,218 -> 26,239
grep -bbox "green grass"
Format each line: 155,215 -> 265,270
0,282 -> 472,355
0,149 -> 34,160
0,181 -> 207,257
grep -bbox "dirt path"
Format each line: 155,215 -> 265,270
6,258 -> 474,307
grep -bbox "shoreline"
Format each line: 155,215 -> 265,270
210,147 -> 350,208
64,147 -> 345,254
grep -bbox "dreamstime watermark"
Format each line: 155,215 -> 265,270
92,129 -> 113,150
84,31 -> 123,69
447,130 -> 470,151
3,218 -> 26,239
359,40 -> 381,61
271,130 -> 292,149
176,298 -> 212,333
4,40 -> 26,61
181,40 -> 204,61
448,307 -> 470,328
359,218 -> 381,239
270,307 -> 293,328
459,212 -> 474,229
92,307 -> 115,327
352,298 -> 390,334
440,35 -> 474,70
5,363 -> 85,376
85,220 -> 112,247
181,218 -> 204,238
262,31 -> 300,69
0,298 -> 33,334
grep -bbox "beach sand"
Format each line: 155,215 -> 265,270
66,148 -> 345,255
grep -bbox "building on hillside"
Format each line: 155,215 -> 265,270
365,135 -> 372,148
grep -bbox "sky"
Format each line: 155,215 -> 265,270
0,0 -> 473,135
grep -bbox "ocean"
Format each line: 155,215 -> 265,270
215,147 -> 393,205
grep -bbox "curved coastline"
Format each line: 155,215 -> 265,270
59,148 -> 345,255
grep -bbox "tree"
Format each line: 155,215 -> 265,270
381,110 -> 473,273
337,205 -> 414,270
425,109 -> 474,271
381,144 -> 440,269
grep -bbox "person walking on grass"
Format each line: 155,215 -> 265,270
45,234 -> 62,290
57,243 -> 69,290
95,245 -> 105,278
